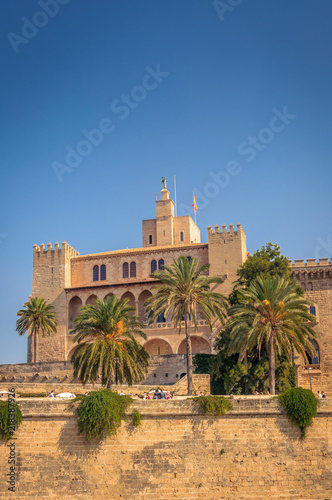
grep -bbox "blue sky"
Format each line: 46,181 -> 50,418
0,0 -> 331,364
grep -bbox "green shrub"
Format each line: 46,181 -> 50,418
277,387 -> 318,439
17,392 -> 47,397
0,401 -> 22,441
192,395 -> 233,416
132,409 -> 142,427
77,389 -> 133,440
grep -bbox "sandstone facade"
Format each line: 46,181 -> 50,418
29,184 -> 332,394
0,398 -> 331,499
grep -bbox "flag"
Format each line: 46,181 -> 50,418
192,192 -> 197,212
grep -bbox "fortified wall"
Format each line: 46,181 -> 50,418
0,398 -> 331,499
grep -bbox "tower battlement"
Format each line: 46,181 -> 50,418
207,222 -> 245,239
33,241 -> 79,264
289,258 -> 332,268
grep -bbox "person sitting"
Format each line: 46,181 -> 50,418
318,391 -> 322,398
159,389 -> 166,399
119,390 -> 125,396
48,390 -> 55,398
321,391 -> 326,398
153,391 -> 159,399
146,393 -> 152,400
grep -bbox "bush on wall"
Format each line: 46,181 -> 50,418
192,395 -> 233,416
76,389 -> 133,440
0,401 -> 22,441
278,387 -> 318,439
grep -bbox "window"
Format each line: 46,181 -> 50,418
130,261 -> 136,278
149,235 -> 153,244
187,256 -> 192,262
123,262 -> 129,279
100,264 -> 106,281
157,313 -> 166,323
307,282 -> 313,291
151,260 -> 157,273
158,259 -> 164,270
93,265 -> 99,281
309,306 -> 316,316
180,231 -> 184,242
307,340 -> 320,365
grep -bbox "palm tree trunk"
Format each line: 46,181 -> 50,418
185,313 -> 193,396
34,324 -> 38,363
268,329 -> 275,395
107,377 -> 112,390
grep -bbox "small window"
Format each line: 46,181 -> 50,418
187,256 -> 192,262
309,306 -> 316,316
165,373 -> 168,377
180,232 -> 184,242
130,261 -> 136,278
158,259 -> 164,270
307,340 -> 320,365
100,264 -> 106,281
149,235 -> 153,245
307,282 -> 313,291
157,313 -> 166,323
151,260 -> 157,273
93,265 -> 99,281
123,262 -> 129,279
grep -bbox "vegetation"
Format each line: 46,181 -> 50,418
16,297 -> 57,363
76,389 -> 133,440
227,275 -> 317,395
0,401 -> 22,441
145,256 -> 227,395
132,409 -> 142,427
278,387 -> 318,439
17,392 -> 47,398
192,395 -> 233,416
70,296 -> 149,388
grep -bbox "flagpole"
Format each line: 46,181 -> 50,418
174,175 -> 177,217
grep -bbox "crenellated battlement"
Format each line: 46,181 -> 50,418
289,258 -> 332,268
33,241 -> 79,264
207,222 -> 245,238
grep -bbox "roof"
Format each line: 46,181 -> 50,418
71,243 -> 208,261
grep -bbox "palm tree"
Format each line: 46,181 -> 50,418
227,275 -> 317,395
16,297 -> 57,363
70,296 -> 149,389
145,256 -> 228,395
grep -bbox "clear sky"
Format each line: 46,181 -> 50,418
0,0 -> 331,364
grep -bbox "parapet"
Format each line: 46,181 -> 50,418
208,222 -> 245,237
290,258 -> 332,268
33,241 -> 80,264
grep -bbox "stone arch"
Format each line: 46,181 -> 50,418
121,291 -> 136,312
307,282 -> 313,291
86,294 -> 98,306
138,290 -> 152,323
68,296 -> 83,329
143,338 -> 173,356
104,292 -> 115,301
177,336 -> 211,354
306,339 -> 320,365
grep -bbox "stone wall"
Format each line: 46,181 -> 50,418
0,398 -> 331,499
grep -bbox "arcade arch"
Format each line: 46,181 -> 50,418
177,336 -> 211,354
68,296 -> 82,329
143,338 -> 173,356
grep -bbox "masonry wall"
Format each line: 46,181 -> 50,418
0,398 -> 331,499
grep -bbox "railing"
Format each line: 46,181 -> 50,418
145,320 -> 209,329
302,364 -> 321,372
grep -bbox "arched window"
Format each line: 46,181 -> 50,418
123,262 -> 129,279
151,260 -> 157,273
187,256 -> 192,262
307,282 -> 313,291
130,261 -> 136,278
158,259 -> 164,270
180,232 -> 184,242
93,265 -> 99,281
157,312 -> 166,323
307,340 -> 320,365
100,264 -> 106,281
301,282 -> 307,291
309,305 -> 316,316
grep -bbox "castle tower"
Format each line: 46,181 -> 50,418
207,223 -> 247,295
142,182 -> 200,247
31,241 -> 79,362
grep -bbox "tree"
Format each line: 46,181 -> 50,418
145,256 -> 228,395
70,296 -> 149,389
229,242 -> 301,306
16,297 -> 57,363
227,275 -> 317,394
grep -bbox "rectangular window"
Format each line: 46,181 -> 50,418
180,232 -> 184,241
149,235 -> 152,244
